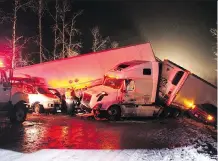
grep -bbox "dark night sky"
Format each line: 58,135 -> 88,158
0,0 -> 217,83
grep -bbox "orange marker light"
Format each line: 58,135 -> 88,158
207,115 -> 214,121
191,105 -> 196,109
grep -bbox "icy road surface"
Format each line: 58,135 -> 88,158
0,114 -> 217,161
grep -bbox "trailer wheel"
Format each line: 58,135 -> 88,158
160,108 -> 171,118
172,109 -> 180,118
52,107 -> 57,114
67,104 -> 75,116
107,105 -> 121,121
10,102 -> 27,124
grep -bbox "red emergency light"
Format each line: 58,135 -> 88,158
0,57 -> 6,68
0,56 -> 12,69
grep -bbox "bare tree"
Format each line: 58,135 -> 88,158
5,36 -> 34,68
91,26 -> 119,52
210,28 -> 217,58
45,0 -> 61,60
0,9 -> 10,24
28,0 -> 47,63
111,41 -> 119,49
11,0 -> 32,68
0,9 -> 3,23
53,0 -> 58,60
65,11 -> 83,57
210,28 -> 217,85
46,0 -> 82,59
58,0 -> 70,58
38,0 -> 43,63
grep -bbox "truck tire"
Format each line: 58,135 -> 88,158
172,109 -> 180,118
10,102 -> 27,124
93,110 -> 102,120
160,108 -> 171,118
52,106 -> 58,114
107,105 -> 121,121
67,104 -> 75,116
34,103 -> 44,114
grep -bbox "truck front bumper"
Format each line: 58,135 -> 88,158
80,103 -> 108,118
80,104 -> 92,113
93,109 -> 108,118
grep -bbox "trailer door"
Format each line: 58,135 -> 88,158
158,60 -> 189,105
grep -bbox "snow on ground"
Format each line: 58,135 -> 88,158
114,117 -> 217,160
0,146 -> 216,161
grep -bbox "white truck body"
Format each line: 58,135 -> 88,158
80,60 -> 161,118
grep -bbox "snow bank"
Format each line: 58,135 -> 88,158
0,146 -> 216,161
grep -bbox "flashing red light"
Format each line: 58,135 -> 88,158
0,60 -> 5,68
0,56 -> 11,69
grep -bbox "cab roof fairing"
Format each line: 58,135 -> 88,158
105,62 -> 154,80
112,60 -> 151,71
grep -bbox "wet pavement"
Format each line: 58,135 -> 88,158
0,114 -> 217,158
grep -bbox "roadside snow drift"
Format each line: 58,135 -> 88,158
0,147 -> 216,161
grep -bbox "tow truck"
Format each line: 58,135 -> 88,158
0,55 -> 29,123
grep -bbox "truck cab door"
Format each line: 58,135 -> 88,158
0,71 -> 11,112
121,79 -> 137,116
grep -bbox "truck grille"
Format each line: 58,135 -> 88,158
83,93 -> 92,103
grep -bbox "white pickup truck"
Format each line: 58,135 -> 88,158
10,77 -> 62,114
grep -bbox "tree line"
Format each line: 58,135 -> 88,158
0,0 -> 118,68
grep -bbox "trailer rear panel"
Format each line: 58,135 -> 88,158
171,74 -> 217,110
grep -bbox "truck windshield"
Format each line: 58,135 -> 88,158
37,86 -> 53,94
103,77 -> 123,89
